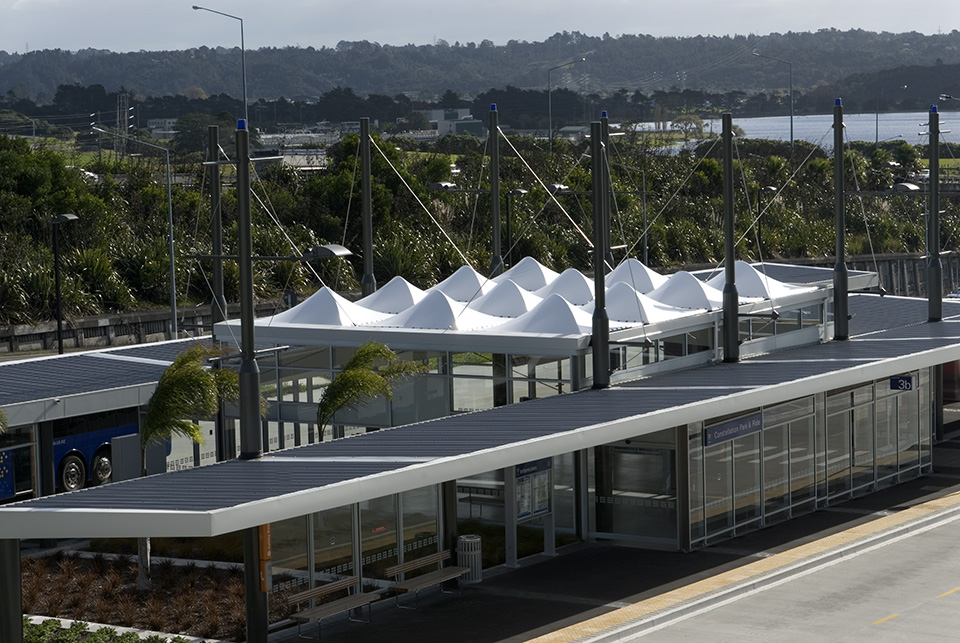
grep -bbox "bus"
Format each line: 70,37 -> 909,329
49,408 -> 139,492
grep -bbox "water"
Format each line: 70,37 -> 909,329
702,110 -> 960,149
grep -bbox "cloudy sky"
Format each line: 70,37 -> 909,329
2,0 -> 954,53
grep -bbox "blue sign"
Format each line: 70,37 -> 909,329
515,458 -> 552,522
890,376 -> 914,391
704,412 -> 763,446
0,450 -> 13,500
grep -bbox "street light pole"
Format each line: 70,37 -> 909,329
53,213 -> 79,355
193,5 -> 248,124
753,51 -> 793,150
93,126 -> 177,336
548,58 -> 584,154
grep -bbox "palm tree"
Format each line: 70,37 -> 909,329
137,343 -> 240,589
317,341 -> 425,440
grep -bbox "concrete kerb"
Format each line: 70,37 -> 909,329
530,489 -> 960,643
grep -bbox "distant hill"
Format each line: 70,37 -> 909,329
2,29 -> 960,104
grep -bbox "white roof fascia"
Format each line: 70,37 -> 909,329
5,329 -> 958,540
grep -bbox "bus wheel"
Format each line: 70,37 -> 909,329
60,455 -> 86,492
91,451 -> 113,486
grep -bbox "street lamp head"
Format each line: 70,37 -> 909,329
428,181 -> 458,192
509,188 -> 529,196
302,244 -> 352,260
54,213 -> 79,224
547,183 -> 569,194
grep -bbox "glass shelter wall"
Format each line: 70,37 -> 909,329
688,370 -> 933,548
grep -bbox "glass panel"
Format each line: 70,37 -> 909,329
920,368 -> 932,466
775,308 -> 801,334
764,397 -> 814,426
764,423 -> 789,513
605,446 -> 677,539
876,397 -> 898,481
280,346 -> 331,370
662,334 -> 685,359
313,505 -> 354,577
271,516 -> 308,591
553,452 -> 577,532
851,405 -> 875,490
733,432 -> 761,524
704,442 -> 733,535
789,417 -> 816,506
687,328 -> 712,354
451,352 -> 494,377
453,377 -> 494,412
801,304 -> 822,327
826,411 -> 851,496
333,346 -> 357,369
394,350 -> 445,374
689,429 -> 705,542
402,487 -> 439,561
336,395 -> 390,428
751,317 -> 775,339
392,376 -> 450,425
360,496 -> 398,580
898,387 -> 920,471
826,389 -> 853,415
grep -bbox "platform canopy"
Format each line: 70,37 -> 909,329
1,294 -> 956,542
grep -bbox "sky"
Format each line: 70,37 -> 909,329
2,0 -> 955,54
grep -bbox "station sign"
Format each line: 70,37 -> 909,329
704,412 -> 763,446
890,375 -> 915,391
515,458 -> 552,522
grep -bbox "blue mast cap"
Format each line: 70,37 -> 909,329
237,119 -> 247,130
835,98 -> 842,106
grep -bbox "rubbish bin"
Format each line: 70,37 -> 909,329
457,534 -> 482,583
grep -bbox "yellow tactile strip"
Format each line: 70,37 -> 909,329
527,490 -> 960,643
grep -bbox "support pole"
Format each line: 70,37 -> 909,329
236,119 -> 268,643
0,539 -> 22,643
504,466 -> 518,567
600,111 -> 614,268
209,126 -> 226,326
722,113 -> 740,362
489,105 -> 503,276
928,105 -> 942,322
591,121 -> 610,388
833,99 -> 849,341
236,122 -> 261,460
360,117 -> 376,296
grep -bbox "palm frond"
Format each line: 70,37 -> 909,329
142,344 -> 238,449
316,341 -> 426,433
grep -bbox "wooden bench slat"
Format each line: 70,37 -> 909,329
286,576 -> 358,607
391,567 -> 470,594
384,550 -> 451,578
289,592 -> 377,624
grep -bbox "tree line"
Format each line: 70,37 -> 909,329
0,117 -> 945,328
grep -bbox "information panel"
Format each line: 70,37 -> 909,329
515,458 -> 552,522
704,412 -> 763,446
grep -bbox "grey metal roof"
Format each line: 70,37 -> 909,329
0,338 -> 203,408
3,294 -> 960,540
